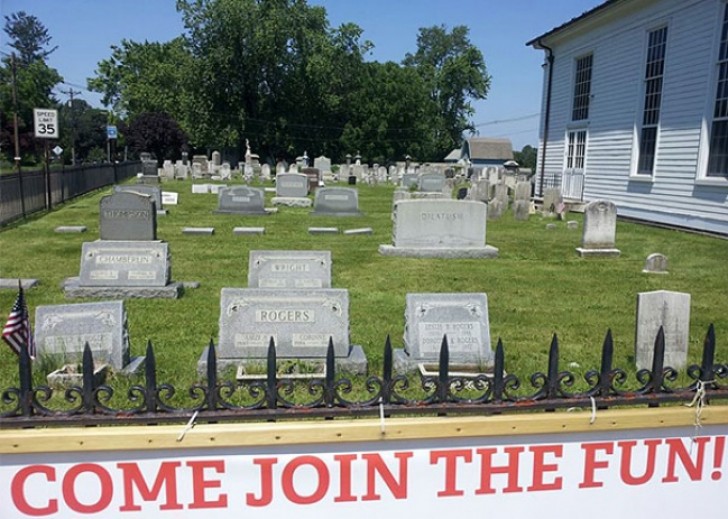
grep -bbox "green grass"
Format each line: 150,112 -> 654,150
1,179 -> 727,394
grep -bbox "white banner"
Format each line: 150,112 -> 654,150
1,425 -> 725,518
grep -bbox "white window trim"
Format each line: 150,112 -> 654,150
630,23 -> 669,182
697,0 -> 728,185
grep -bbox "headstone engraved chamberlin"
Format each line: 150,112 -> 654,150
394,293 -> 494,373
34,301 -> 143,374
272,172 -> 312,207
99,191 -> 157,241
64,191 -> 183,298
199,288 -> 366,374
576,199 -> 621,257
635,290 -> 690,370
311,187 -> 361,216
248,251 -> 331,289
379,199 -> 498,258
214,186 -> 269,215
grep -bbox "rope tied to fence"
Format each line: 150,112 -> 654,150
685,380 -> 713,440
566,396 -> 598,424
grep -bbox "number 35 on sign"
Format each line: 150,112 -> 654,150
33,108 -> 58,139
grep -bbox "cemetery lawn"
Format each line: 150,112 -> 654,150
1,179 -> 727,395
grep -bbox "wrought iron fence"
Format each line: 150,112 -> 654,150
0,161 -> 140,226
1,325 -> 726,428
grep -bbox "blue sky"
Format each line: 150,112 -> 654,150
2,0 -> 604,150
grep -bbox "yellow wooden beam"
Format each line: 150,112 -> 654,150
2,406 -> 727,455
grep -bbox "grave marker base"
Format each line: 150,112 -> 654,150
378,244 -> 499,259
63,278 -> 184,299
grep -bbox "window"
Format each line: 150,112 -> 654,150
637,26 -> 668,175
572,54 -> 593,121
566,130 -> 587,171
707,4 -> 728,178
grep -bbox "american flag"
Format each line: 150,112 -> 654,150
2,283 -> 36,359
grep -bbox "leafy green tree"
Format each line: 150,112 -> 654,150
403,25 -> 490,157
121,111 -> 188,165
88,38 -> 193,124
59,98 -> 109,163
0,11 -> 62,164
514,144 -> 537,172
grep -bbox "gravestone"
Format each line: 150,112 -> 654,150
215,186 -> 269,215
635,290 -> 690,370
114,185 -> 165,215
34,301 -> 143,374
248,251 -> 331,289
77,241 -> 171,288
468,178 -> 490,202
314,156 -> 332,175
401,173 -> 418,189
191,184 -> 209,194
276,161 -> 286,175
576,200 -> 620,257
311,187 -> 361,216
379,199 -> 498,258
301,167 -> 321,191
418,172 -> 446,193
261,164 -> 272,180
512,182 -> 531,221
542,188 -> 563,215
272,172 -> 312,207
201,288 -> 366,374
99,191 -> 156,241
192,155 -> 209,175
220,163 -> 232,180
141,160 -> 157,176
394,293 -> 493,373
162,191 -> 179,206
643,253 -> 669,274
211,150 -> 221,167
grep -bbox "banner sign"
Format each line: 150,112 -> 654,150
1,424 -> 725,518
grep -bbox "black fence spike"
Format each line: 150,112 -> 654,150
700,324 -> 716,387
206,338 -> 218,411
650,326 -> 666,395
438,335 -> 450,403
266,337 -> 277,410
493,338 -> 505,402
145,339 -> 158,412
18,341 -> 32,416
82,342 -> 95,411
382,335 -> 393,404
325,337 -> 336,407
547,334 -> 560,399
599,329 -> 614,396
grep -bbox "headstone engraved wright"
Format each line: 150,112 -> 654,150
248,251 -> 331,289
34,301 -> 143,374
379,199 -> 498,258
576,200 -> 621,257
394,293 -> 494,372
635,290 -> 690,370
99,191 -> 156,241
311,187 -> 361,216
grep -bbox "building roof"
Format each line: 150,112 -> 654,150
526,0 -> 622,47
444,148 -> 461,162
463,138 -> 513,161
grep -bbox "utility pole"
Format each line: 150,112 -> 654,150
10,53 -> 22,175
60,87 -> 81,165
10,52 -> 26,217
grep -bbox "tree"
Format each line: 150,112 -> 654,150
121,111 -> 188,165
59,99 -> 109,163
88,38 -> 193,124
0,12 -> 62,164
3,11 -> 57,64
403,25 -> 490,157
514,144 -> 537,172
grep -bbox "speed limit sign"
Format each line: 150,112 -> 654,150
33,108 -> 59,139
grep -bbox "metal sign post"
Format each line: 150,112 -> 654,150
33,108 -> 59,210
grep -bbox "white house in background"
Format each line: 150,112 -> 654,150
528,0 -> 728,235
460,137 -> 514,167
